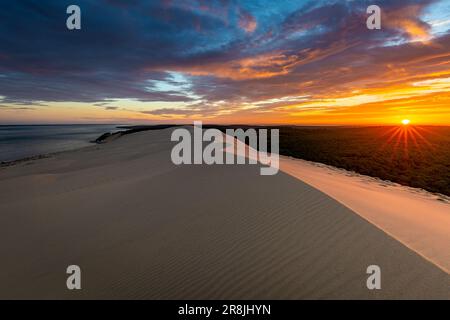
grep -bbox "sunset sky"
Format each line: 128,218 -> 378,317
0,0 -> 449,125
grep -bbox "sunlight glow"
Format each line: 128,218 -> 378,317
402,119 -> 411,125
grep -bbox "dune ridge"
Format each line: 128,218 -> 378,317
225,133 -> 450,274
279,158 -> 450,274
0,128 -> 448,299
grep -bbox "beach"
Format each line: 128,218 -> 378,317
0,127 -> 448,299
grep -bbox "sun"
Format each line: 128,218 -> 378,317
401,119 -> 410,125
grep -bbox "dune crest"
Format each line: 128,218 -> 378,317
226,134 -> 450,274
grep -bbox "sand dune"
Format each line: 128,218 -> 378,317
280,158 -> 450,274
0,128 -> 448,299
227,132 -> 450,274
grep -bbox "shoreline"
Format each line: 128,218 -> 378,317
0,124 -> 125,165
0,125 -> 179,166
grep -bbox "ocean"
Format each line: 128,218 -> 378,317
0,124 -> 122,162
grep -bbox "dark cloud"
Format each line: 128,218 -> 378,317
0,0 -> 447,119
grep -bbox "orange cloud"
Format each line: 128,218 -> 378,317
177,52 -> 298,80
384,5 -> 431,41
175,42 -> 353,81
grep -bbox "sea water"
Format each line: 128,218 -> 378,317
0,124 -> 121,162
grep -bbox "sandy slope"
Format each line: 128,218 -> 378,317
280,158 -> 450,274
0,128 -> 448,299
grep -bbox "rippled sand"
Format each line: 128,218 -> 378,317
0,128 -> 448,299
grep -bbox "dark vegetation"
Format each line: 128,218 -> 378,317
94,124 -> 180,143
278,126 -> 450,196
